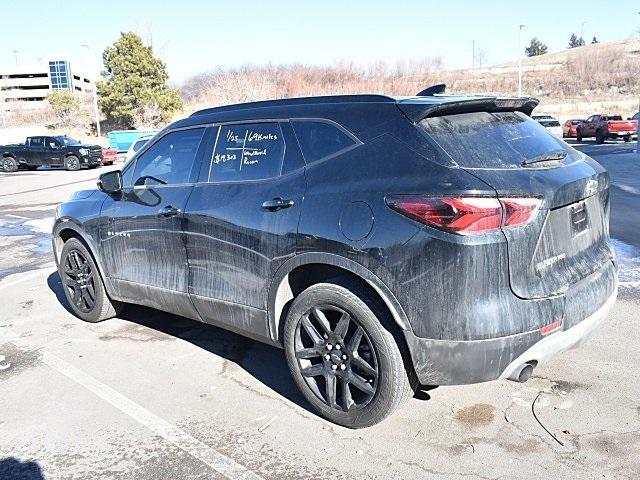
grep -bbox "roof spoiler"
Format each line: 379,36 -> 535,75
416,84 -> 446,96
398,97 -> 540,122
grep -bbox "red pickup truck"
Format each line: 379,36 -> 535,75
576,114 -> 637,143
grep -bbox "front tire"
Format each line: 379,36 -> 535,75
596,130 -> 605,144
284,281 -> 413,428
576,130 -> 583,142
64,155 -> 81,171
2,156 -> 18,173
58,238 -> 122,322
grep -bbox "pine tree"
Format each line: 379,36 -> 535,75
525,37 -> 549,57
97,32 -> 182,128
591,36 -> 599,44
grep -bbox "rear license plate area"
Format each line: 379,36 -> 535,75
570,201 -> 590,236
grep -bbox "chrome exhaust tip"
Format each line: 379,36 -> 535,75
508,362 -> 535,383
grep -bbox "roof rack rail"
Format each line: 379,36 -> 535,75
416,84 -> 446,96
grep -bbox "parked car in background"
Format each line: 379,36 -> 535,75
562,119 -> 585,138
535,116 -> 563,137
531,114 -> 554,121
53,91 -> 617,428
101,147 -> 118,166
125,134 -> 154,160
107,129 -> 159,153
630,112 -> 639,121
1,135 -> 102,172
576,114 -> 638,143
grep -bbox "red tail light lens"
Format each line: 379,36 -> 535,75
386,196 -> 541,235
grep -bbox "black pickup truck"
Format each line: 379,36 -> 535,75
1,135 -> 102,172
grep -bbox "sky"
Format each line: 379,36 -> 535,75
2,0 -> 639,84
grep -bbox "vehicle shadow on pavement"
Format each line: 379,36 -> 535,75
47,273 -> 312,413
0,457 -> 45,480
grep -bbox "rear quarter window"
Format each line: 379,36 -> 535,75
419,111 -> 578,169
291,120 -> 358,163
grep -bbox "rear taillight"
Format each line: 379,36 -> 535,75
386,196 -> 541,235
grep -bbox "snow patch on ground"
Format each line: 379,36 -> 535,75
612,238 -> 640,289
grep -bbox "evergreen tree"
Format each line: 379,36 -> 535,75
97,32 -> 182,128
525,37 -> 549,57
591,36 -> 599,44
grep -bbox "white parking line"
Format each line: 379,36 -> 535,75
1,271 -> 263,479
1,327 -> 264,480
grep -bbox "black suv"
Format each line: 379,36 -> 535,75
1,135 -> 102,172
53,91 -> 617,428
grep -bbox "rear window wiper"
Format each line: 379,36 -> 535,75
521,150 -> 567,167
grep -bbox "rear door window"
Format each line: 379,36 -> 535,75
204,123 -> 284,183
419,111 -> 577,169
291,120 -> 357,163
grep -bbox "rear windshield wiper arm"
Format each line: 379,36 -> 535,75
521,150 -> 567,167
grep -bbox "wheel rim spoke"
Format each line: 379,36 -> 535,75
324,374 -> 337,408
311,307 -> 331,335
295,347 -> 320,360
301,364 -> 324,377
301,314 -> 323,345
351,355 -> 377,378
346,326 -> 364,353
347,371 -> 375,395
334,311 -> 350,339
81,289 -> 94,309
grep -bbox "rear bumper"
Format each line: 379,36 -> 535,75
404,261 -> 617,385
499,285 -> 616,380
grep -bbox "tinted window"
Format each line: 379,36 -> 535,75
419,111 -> 577,169
205,123 -> 284,183
29,137 -> 44,148
132,128 -> 205,186
45,137 -> 60,149
292,120 -> 357,163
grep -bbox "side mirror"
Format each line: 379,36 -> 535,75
98,170 -> 123,194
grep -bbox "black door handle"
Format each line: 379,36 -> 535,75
158,205 -> 181,217
261,197 -> 295,211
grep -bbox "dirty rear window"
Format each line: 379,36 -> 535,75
419,111 -> 577,169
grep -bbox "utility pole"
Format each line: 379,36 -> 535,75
12,50 -> 19,67
80,44 -> 101,141
581,21 -> 585,42
472,40 -> 475,69
518,25 -> 525,96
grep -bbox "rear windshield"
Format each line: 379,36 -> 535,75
419,111 -> 577,169
539,120 -> 561,127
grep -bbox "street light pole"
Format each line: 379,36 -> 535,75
518,25 -> 525,96
472,40 -> 475,69
80,44 -> 101,141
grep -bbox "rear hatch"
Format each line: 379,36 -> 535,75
417,110 -> 613,299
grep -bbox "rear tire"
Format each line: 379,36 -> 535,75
623,135 -> 631,143
283,281 -> 414,428
64,155 -> 81,171
576,130 -> 583,142
2,156 -> 18,173
58,237 -> 122,322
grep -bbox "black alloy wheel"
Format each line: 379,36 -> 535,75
63,249 -> 96,313
284,281 -> 414,428
294,304 -> 379,412
57,237 -> 123,322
